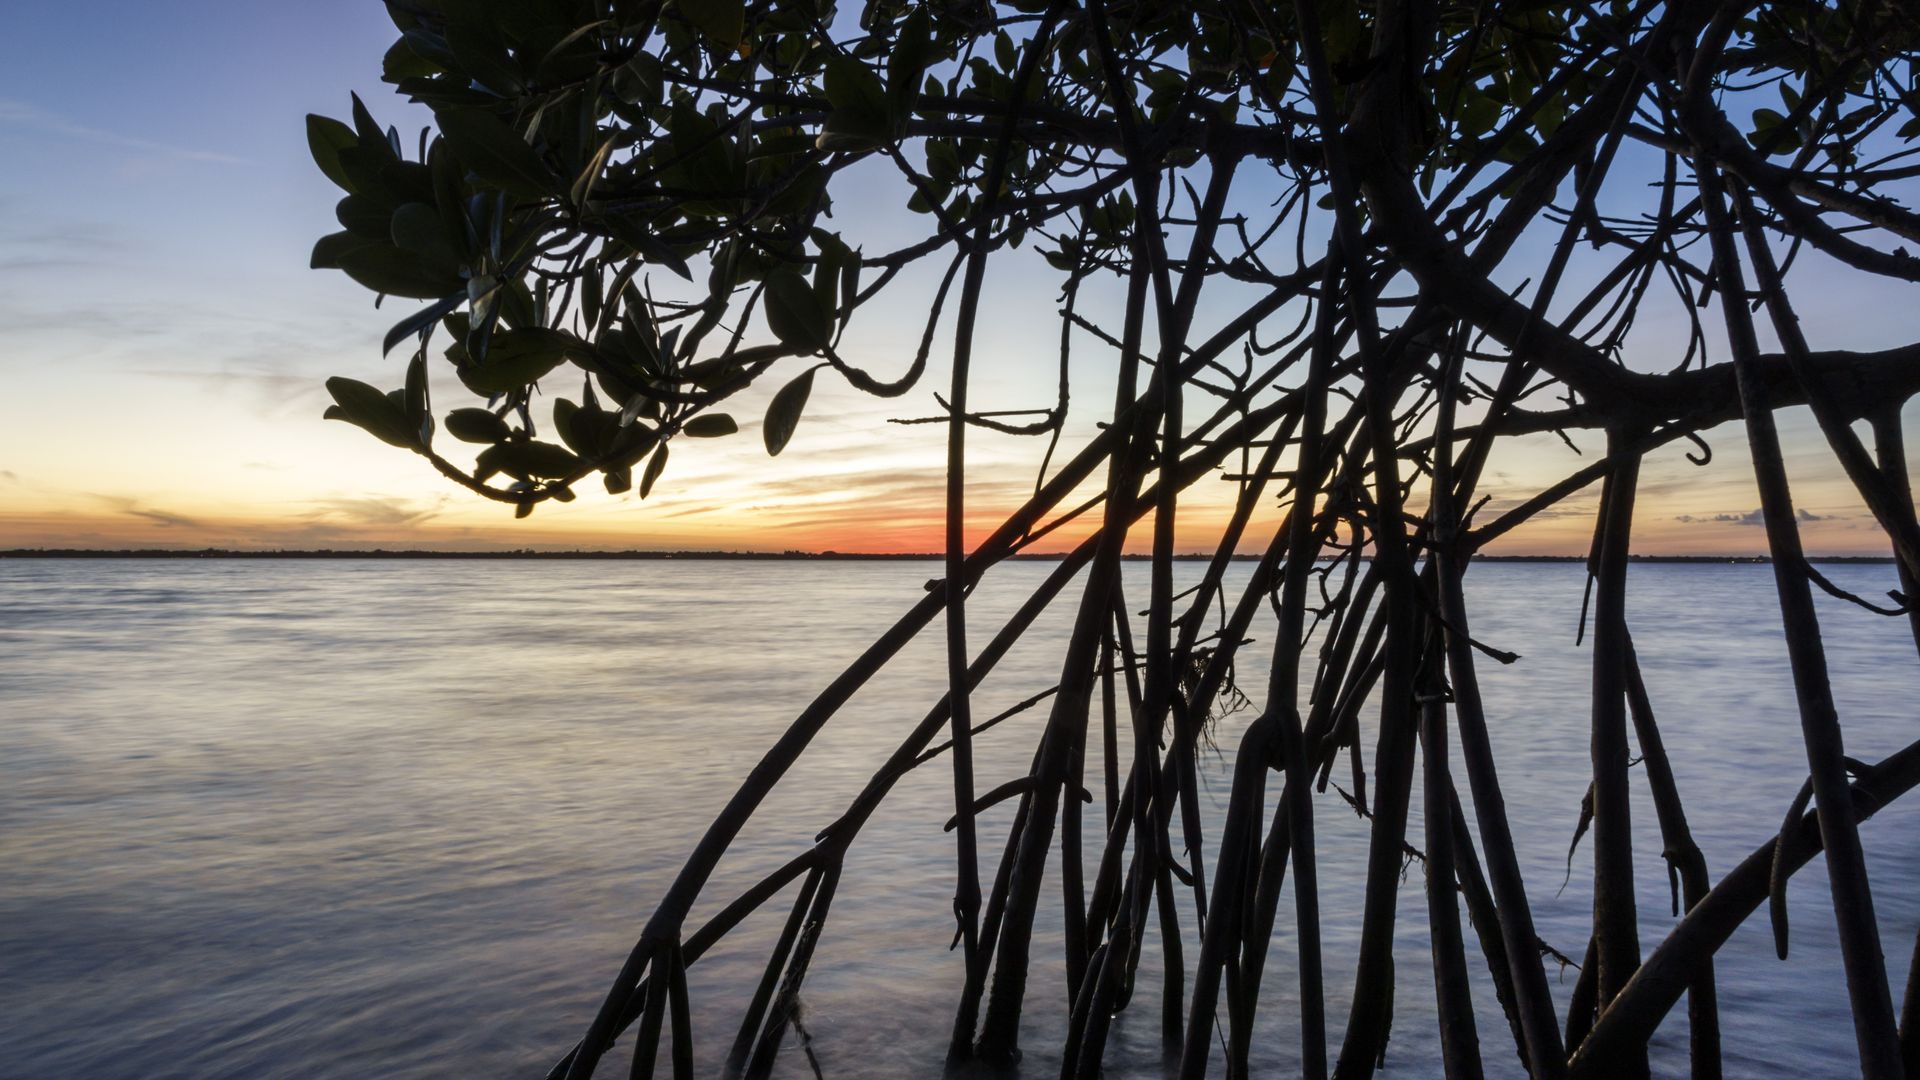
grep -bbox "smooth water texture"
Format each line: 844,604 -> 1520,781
2,559 -> 1916,1078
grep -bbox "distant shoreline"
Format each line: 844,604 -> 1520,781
0,548 -> 1896,564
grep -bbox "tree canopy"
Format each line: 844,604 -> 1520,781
312,2 -> 1920,1077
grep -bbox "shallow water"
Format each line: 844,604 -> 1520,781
1,558 -> 1915,1078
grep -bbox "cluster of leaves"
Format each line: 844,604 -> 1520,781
310,0 -> 1350,513
312,0 -> 925,512
314,0 -> 1920,517
1733,5 -> 1920,166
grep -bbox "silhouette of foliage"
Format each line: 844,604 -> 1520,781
314,2 -> 1920,1077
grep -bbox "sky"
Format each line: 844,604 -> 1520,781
0,2 -> 1914,556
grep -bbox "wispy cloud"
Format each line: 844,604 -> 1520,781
746,465 -> 1032,506
1675,507 -> 1827,526
304,496 -> 445,528
1471,498 -> 1593,523
90,494 -> 200,528
0,253 -> 99,274
0,216 -> 136,275
139,367 -> 332,414
0,99 -> 248,165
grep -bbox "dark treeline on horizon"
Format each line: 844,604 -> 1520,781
0,548 -> 1895,564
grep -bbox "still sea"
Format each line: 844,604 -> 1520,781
2,558 -> 1915,1077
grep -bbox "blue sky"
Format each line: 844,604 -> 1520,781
0,2 -> 1913,555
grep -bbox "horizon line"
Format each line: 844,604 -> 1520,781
0,547 -> 1898,564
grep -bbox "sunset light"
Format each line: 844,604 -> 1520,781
7,4 -> 1920,1079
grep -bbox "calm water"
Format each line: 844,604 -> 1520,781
2,558 -> 1915,1078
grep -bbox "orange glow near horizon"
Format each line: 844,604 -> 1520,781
1,401 -> 1906,558
1,356 -> 1909,558
0,494 -> 1900,557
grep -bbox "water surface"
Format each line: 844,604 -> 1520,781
2,559 -> 1915,1077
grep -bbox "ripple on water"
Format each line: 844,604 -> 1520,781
1,558 -> 1915,1078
